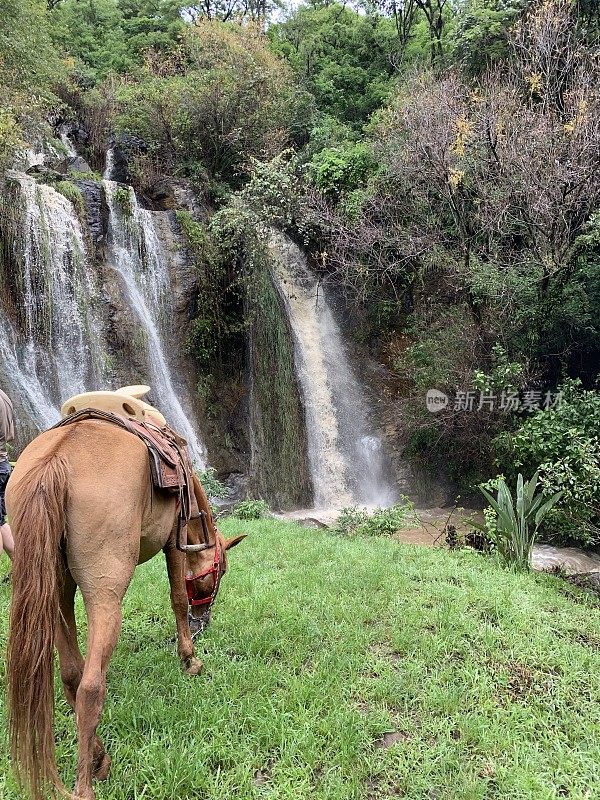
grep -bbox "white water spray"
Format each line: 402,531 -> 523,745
103,148 -> 115,181
15,176 -> 103,399
59,132 -> 77,159
103,180 -> 206,466
269,231 -> 396,509
0,317 -> 60,430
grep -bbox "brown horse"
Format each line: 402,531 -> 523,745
5,419 -> 245,800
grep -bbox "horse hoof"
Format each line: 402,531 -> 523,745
185,657 -> 204,676
93,752 -> 112,781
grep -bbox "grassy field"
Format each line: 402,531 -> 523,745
1,519 -> 600,800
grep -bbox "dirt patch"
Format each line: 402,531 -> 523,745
253,758 -> 276,787
253,769 -> 269,787
354,697 -> 372,715
374,730 -> 409,749
502,661 -> 554,701
568,630 -> 600,650
558,583 -> 600,608
369,641 -> 404,663
566,573 -> 600,602
366,776 -> 404,799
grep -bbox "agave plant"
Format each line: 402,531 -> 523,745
478,472 -> 563,569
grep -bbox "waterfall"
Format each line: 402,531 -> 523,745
0,175 -> 105,430
59,131 -> 77,159
103,180 -> 206,467
103,148 -> 114,181
269,231 -> 396,509
0,317 -> 60,431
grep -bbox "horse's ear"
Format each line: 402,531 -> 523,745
223,533 -> 247,550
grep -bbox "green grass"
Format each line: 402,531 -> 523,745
1,519 -> 600,799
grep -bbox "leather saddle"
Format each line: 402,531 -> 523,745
51,408 -> 199,526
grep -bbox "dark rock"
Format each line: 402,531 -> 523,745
75,180 -> 106,248
68,156 -> 93,175
148,178 -> 174,207
212,473 -> 249,512
111,133 -> 148,185
26,165 -> 65,181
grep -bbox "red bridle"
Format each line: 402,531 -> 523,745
185,539 -> 222,607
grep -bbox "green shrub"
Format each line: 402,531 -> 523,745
309,142 -> 376,199
54,180 -> 85,217
335,500 -> 419,537
197,468 -> 229,500
231,499 -> 271,520
113,185 -> 134,217
477,473 -> 562,569
495,379 -> 600,545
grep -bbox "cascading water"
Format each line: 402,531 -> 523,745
0,318 -> 59,431
19,176 -> 104,396
103,148 -> 114,181
269,231 -> 396,509
0,174 -> 105,433
103,179 -> 206,466
59,131 -> 77,159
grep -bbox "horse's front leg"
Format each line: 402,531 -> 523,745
163,543 -> 203,675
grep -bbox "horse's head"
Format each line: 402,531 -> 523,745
184,523 -> 246,637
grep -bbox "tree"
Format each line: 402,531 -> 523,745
453,0 -> 527,75
414,0 -> 450,67
0,0 -> 64,162
270,3 -> 397,127
115,21 -> 304,187
50,0 -> 184,81
185,0 -> 282,26
319,0 -> 600,478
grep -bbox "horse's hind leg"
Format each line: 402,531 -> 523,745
56,570 -> 110,781
73,598 -> 124,800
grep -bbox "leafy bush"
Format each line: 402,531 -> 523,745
309,142 -> 376,199
231,499 -> 270,520
197,468 -> 229,500
495,379 -> 600,545
477,473 -> 562,569
115,21 -> 300,186
335,500 -> 419,537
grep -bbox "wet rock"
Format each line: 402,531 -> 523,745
75,180 -> 105,247
212,473 -> 248,512
111,133 -> 147,184
68,155 -> 94,174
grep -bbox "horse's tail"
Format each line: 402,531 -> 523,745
7,447 -> 70,800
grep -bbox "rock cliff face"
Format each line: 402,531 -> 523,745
0,130 -> 210,466
0,124 -> 415,509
